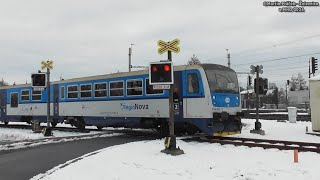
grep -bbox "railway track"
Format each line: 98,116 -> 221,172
183,136 -> 320,153
0,124 -> 95,133
247,113 -> 311,121
0,123 -> 159,137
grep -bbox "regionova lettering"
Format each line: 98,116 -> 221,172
120,103 -> 149,111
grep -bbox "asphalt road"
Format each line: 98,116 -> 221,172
0,134 -> 154,180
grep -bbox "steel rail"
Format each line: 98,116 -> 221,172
184,136 -> 320,153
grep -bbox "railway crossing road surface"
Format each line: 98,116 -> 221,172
0,134 -> 154,180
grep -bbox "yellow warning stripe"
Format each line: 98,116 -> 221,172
213,131 -> 241,137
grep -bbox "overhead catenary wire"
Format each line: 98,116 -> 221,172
233,52 -> 320,67
205,34 -> 320,63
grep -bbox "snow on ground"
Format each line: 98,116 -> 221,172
32,119 -> 320,180
0,127 -> 102,142
234,119 -> 320,143
0,123 -> 101,142
0,122 -> 123,151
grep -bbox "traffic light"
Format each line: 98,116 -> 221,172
248,76 -> 252,86
149,61 -> 174,85
254,77 -> 268,95
312,57 -> 318,74
31,73 -> 46,87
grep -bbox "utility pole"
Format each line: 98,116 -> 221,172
286,80 -> 289,106
309,58 -> 311,78
128,44 -> 134,72
226,49 -> 231,68
41,60 -> 54,136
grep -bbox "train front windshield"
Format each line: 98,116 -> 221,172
205,69 -> 239,94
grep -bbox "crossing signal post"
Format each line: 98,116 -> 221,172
40,60 -> 54,136
156,39 -> 184,156
250,65 -> 265,135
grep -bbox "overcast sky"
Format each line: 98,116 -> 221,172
0,0 -> 319,88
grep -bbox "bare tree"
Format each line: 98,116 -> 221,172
278,88 -> 286,104
187,54 -> 201,65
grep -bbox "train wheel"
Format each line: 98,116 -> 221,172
186,126 -> 198,135
4,122 -> 8,125
51,122 -> 57,127
96,126 -> 103,131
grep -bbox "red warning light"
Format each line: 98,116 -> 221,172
152,65 -> 158,72
164,64 -> 170,72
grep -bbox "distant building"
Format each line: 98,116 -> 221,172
269,83 -> 277,89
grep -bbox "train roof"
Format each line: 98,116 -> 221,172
0,63 -> 233,89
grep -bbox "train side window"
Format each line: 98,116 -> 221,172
60,86 -> 65,99
21,90 -> 30,101
127,79 -> 142,96
80,84 -> 92,98
145,78 -> 163,95
187,73 -> 199,93
110,81 -> 124,97
67,85 -> 78,99
94,83 -> 107,97
32,90 -> 42,100
10,93 -> 18,108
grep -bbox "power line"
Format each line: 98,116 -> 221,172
231,34 -> 320,57
233,52 -> 320,66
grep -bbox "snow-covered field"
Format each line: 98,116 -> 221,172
31,119 -> 320,180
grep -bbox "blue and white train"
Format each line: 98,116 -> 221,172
0,63 -> 242,136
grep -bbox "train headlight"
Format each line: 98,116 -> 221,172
236,96 -> 239,100
213,96 -> 216,99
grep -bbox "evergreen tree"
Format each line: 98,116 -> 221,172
187,54 -> 201,65
0,78 -> 8,86
289,73 -> 308,91
278,88 -> 286,104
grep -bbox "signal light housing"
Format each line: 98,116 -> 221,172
312,57 -> 318,74
31,73 -> 46,87
254,77 -> 268,95
149,61 -> 174,85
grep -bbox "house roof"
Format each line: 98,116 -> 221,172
309,74 -> 320,81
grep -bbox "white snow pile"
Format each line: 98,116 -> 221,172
32,119 -> 320,180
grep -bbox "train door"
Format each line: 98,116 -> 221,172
173,71 -> 183,121
184,70 -> 204,118
0,90 -> 7,120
